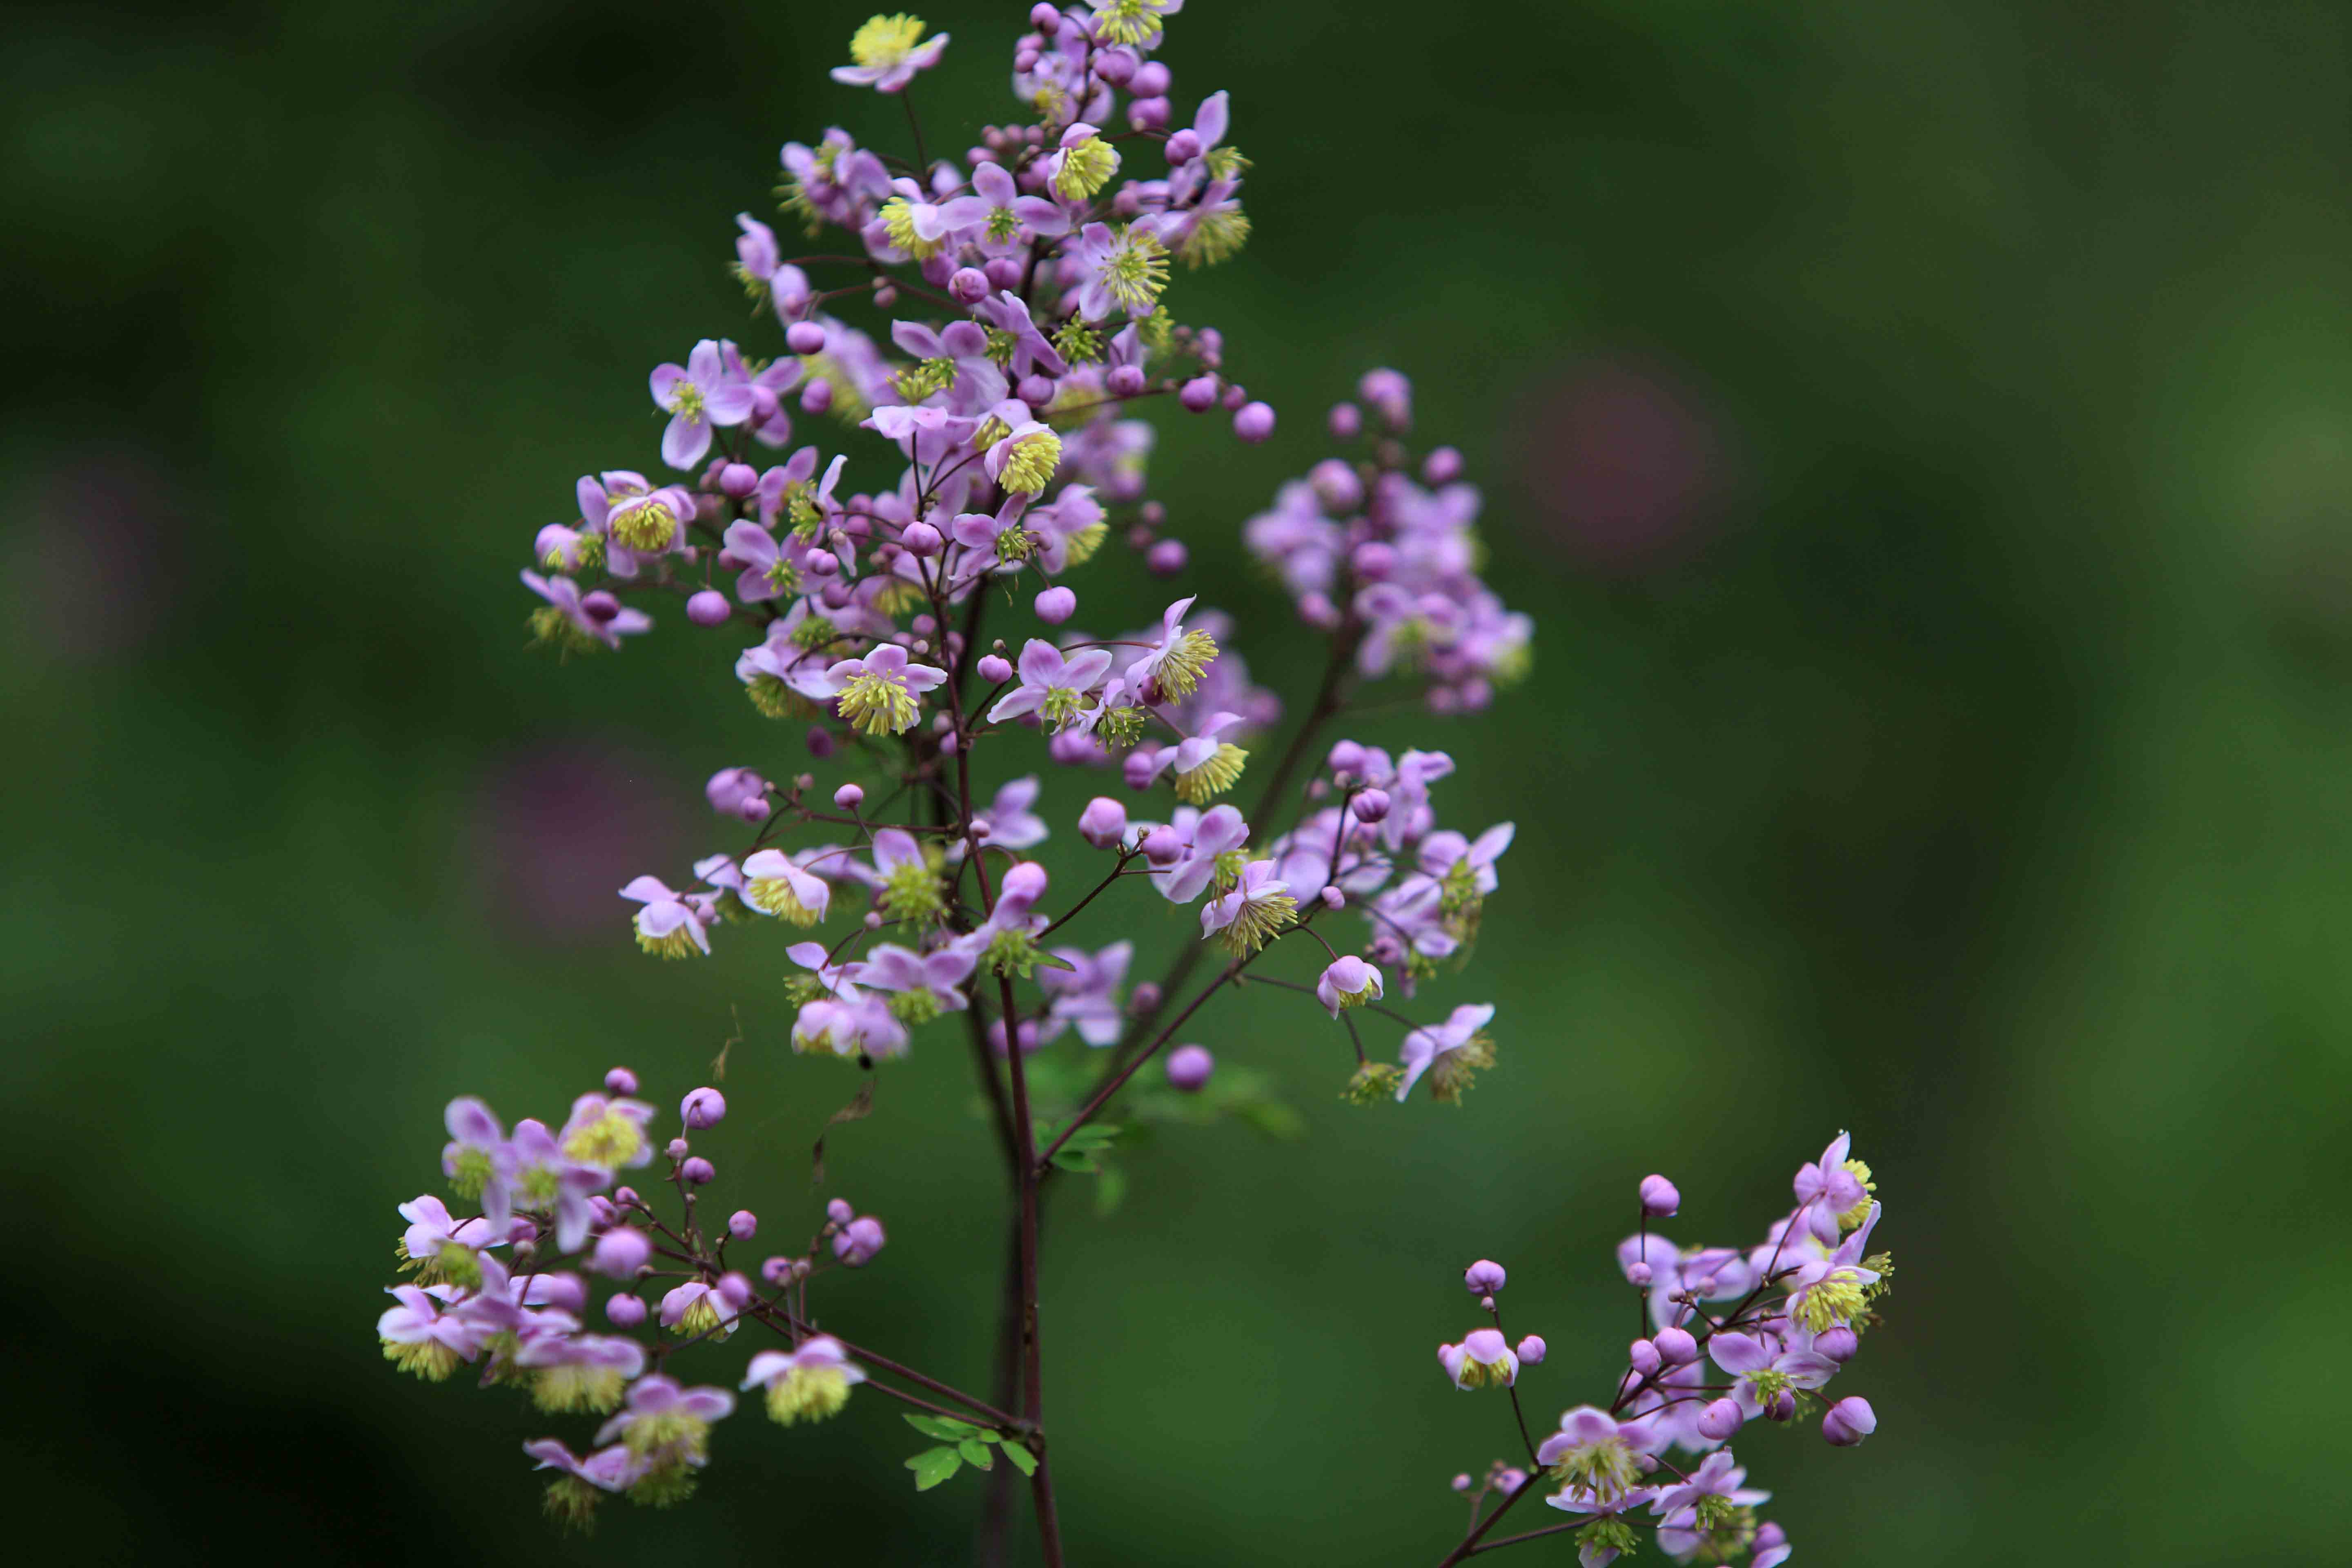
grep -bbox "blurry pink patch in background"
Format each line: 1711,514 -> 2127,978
20,445 -> 178,664
1517,355 -> 1732,571
472,742 -> 690,943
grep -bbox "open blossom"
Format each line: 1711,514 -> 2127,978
1038,939 -> 1131,1045
1126,595 -> 1219,702
396,1195 -> 500,1284
650,340 -> 755,470
378,1284 -> 484,1381
1316,956 -> 1384,1016
740,849 -> 832,925
989,639 -> 1114,730
1438,1327 -> 1518,1390
1396,1002 -> 1497,1103
971,775 -> 1050,851
854,942 -> 976,1025
1200,859 -> 1296,955
744,1335 -> 867,1424
522,570 -> 650,652
1795,1130 -> 1877,1241
619,875 -> 711,960
1710,1330 -> 1837,1420
811,644 -> 947,736
1537,1407 -> 1655,1505
830,13 -> 948,93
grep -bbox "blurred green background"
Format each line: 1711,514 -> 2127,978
7,0 -> 2348,1561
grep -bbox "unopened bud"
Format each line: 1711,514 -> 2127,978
681,1087 -> 727,1129
728,1209 -> 758,1240
680,1156 -> 715,1185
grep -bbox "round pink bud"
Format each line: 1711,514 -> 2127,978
1627,1261 -> 1653,1286
949,267 -> 990,305
1029,3 -> 1061,30
761,1255 -> 795,1285
589,1226 -> 651,1279
716,1271 -> 753,1309
1131,61 -> 1170,95
1628,1338 -> 1663,1376
800,378 -> 833,414
1639,1174 -> 1680,1217
749,385 -> 780,422
1463,1260 -> 1507,1294
1164,1044 -> 1214,1091
1018,373 -> 1058,405
1763,1387 -> 1798,1422
826,1198 -> 854,1225
1145,539 -> 1187,575
1222,382 -> 1249,410
604,1066 -> 639,1094
1813,1325 -> 1860,1363
1319,885 -> 1344,909
1515,1334 -> 1547,1365
1107,363 -> 1147,397
580,589 -> 622,623
728,1209 -> 757,1240
1823,1397 -> 1878,1445
1299,591 -> 1342,630
1328,401 -> 1363,439
1350,788 -> 1391,822
1166,128 -> 1202,163
716,461 -> 759,498
984,255 -> 1025,291
803,547 -> 839,577
1326,739 -> 1367,775
1698,1398 -> 1744,1441
614,1186 -> 639,1207
1079,796 -> 1128,848
1352,540 -> 1398,579
681,1087 -> 727,1129
835,1215 -> 887,1265
805,726 -> 836,759
1654,1326 -> 1699,1364
1422,445 -> 1464,484
680,1156 -> 715,1185
899,519 -> 944,555
1309,457 -> 1363,513
605,1292 -> 648,1327
1450,1474 -> 1472,1493
665,1138 -> 690,1160
1129,982 -> 1162,1013
686,589 -> 730,626
1094,46 -> 1137,86
1127,96 -> 1170,130
1478,1295 -> 1495,1312
1179,375 -> 1220,412
1141,824 -> 1184,865
1034,585 -> 1078,622
785,321 -> 826,355
833,783 -> 865,810
871,283 -> 897,308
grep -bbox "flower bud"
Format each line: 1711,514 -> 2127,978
590,1227 -> 651,1279
1018,373 -> 1058,405
1128,95 -> 1170,130
1813,1325 -> 1860,1363
1131,61 -> 1171,95
1165,1044 -> 1214,1091
1697,1398 -> 1744,1440
1320,885 -> 1344,909
835,1215 -> 887,1266
1654,1326 -> 1698,1364
900,519 -> 943,555
1094,46 -> 1137,86
708,1272 -> 749,1311
1327,739 -> 1367,776
1029,3 -> 1061,30
680,1156 -> 716,1185
1350,788 -> 1391,822
1628,1338 -> 1662,1376
1639,1174 -> 1680,1217
1129,982 -> 1162,1014
604,1066 -> 640,1094
1079,796 -> 1129,848
831,784 -> 864,811
800,378 -> 833,414
803,547 -> 839,577
728,1209 -> 758,1240
1180,375 -> 1220,412
1764,1388 -> 1799,1422
1035,585 -> 1078,622
1107,363 -> 1147,397
785,321 -> 826,355
1515,1334 -> 1546,1365
605,1292 -> 648,1327
1822,1396 -> 1877,1446
1462,1260 -> 1507,1294
681,1087 -> 727,1129
1627,1262 -> 1653,1285
1145,539 -> 1188,575
580,589 -> 622,623
1422,445 -> 1464,484
998,860 -> 1049,912
983,256 -> 1025,292
666,1137 -> 690,1160
1166,128 -> 1202,163
949,266 -> 990,305
805,725 -> 836,759
966,654 -> 1008,688
1308,457 -> 1363,514
686,589 -> 731,626
826,1198 -> 854,1225
761,1255 -> 794,1285
1328,401 -> 1363,439
1450,1473 -> 1472,1493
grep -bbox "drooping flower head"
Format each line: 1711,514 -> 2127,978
831,14 -> 949,93
743,1335 -> 867,1425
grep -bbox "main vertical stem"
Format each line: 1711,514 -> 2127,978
999,972 -> 1063,1564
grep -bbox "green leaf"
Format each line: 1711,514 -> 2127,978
958,1439 -> 995,1469
971,1428 -> 1004,1444
1050,1148 -> 1100,1173
1000,1442 -> 1039,1477
904,1414 -> 980,1441
907,1446 -> 963,1491
1094,1161 -> 1129,1217
1062,1123 -> 1122,1149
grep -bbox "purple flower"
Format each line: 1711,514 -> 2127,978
720,519 -> 802,604
504,1118 -> 616,1254
523,571 -> 650,652
557,1092 -> 657,1176
1822,1396 -> 1877,1446
854,942 -> 977,1024
1395,1002 -> 1497,1103
592,1373 -> 735,1462
739,849 -> 832,926
1649,1450 -> 1771,1541
705,766 -> 771,821
809,644 -> 948,736
1438,1327 -> 1518,1389
525,1437 -> 644,1494
988,639 -> 1115,731
792,996 -> 910,1061
1463,1259 -> 1507,1294
1794,1130 -> 1875,1241
1070,219 -> 1171,321
1709,1330 -> 1838,1421
1125,595 -> 1219,702
743,1334 -> 867,1424
831,1214 -> 887,1266
650,340 -> 756,470
441,1096 -> 512,1230
620,875 -> 711,959
977,291 -> 1069,380
935,159 -> 1069,253
514,1332 -> 648,1415
973,775 -> 1049,851
378,1283 -> 485,1381
659,1280 -> 739,1340
1535,1407 -> 1656,1506
1199,859 -> 1296,955
397,1194 -> 501,1284
829,15 -> 948,93
1150,804 -> 1250,904
1038,939 -> 1132,1045
1316,955 -> 1384,1016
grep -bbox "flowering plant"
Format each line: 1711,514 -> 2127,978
379,6 -> 1897,1562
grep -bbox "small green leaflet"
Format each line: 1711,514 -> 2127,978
906,1446 -> 963,1491
957,1439 -> 995,1469
1000,1442 -> 1039,1477
904,1414 -> 982,1441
